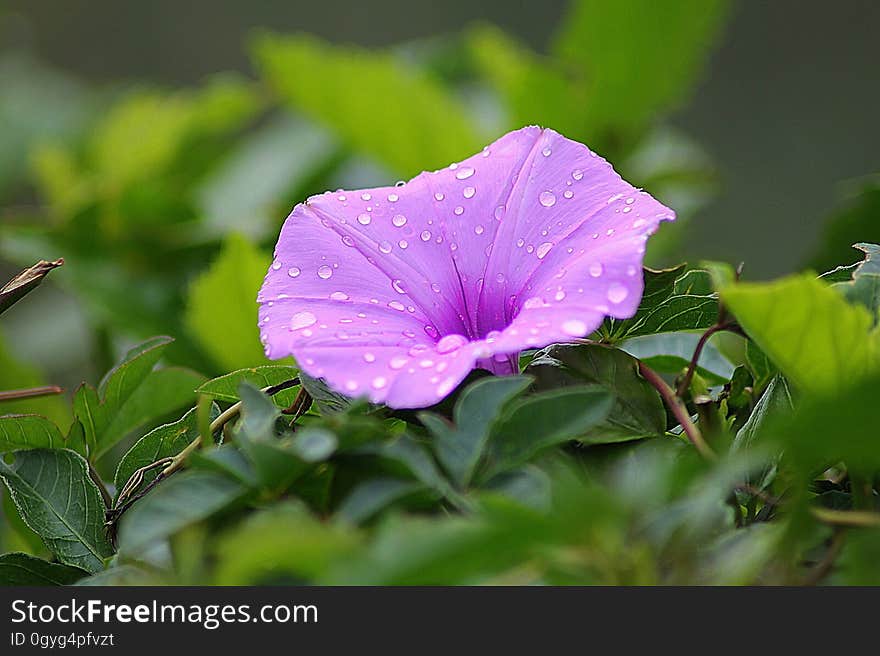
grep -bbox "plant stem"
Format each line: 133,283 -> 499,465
637,360 -> 716,460
675,322 -> 733,398
0,385 -> 64,402
803,529 -> 846,586
811,507 -> 880,528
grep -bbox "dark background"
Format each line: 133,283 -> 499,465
3,0 -> 878,276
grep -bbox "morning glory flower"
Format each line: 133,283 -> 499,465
258,126 -> 674,408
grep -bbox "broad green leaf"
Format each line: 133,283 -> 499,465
732,375 -> 793,454
214,501 -> 359,585
184,233 -> 270,372
252,32 -> 483,176
0,552 -> 86,586
601,266 -> 718,341
0,449 -> 112,573
117,470 -> 248,557
359,435 -> 455,501
423,375 -> 533,488
527,344 -> 666,444
720,274 -> 880,394
71,338 -> 204,461
299,372 -> 353,414
620,332 -> 734,385
196,365 -> 299,406
832,243 -> 880,326
337,478 -> 424,525
552,0 -> 730,138
0,415 -> 65,452
484,386 -> 613,477
114,405 -> 218,495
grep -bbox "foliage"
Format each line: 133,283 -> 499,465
2,0 -> 880,586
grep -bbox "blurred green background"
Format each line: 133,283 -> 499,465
1,0 -> 878,408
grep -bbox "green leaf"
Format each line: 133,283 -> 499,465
601,266 -> 718,341
184,233 -> 271,372
620,333 -> 734,385
336,478 -> 424,525
833,243 -> 880,326
196,365 -> 299,406
732,375 -> 794,454
72,346 -> 205,461
552,0 -> 730,138
360,434 -> 454,500
0,552 -> 86,586
117,470 -> 247,557
720,274 -> 880,394
422,375 -> 532,488
299,372 -> 353,414
0,415 -> 65,452
0,449 -> 112,573
213,501 -> 359,585
252,32 -> 483,176
526,344 -> 667,444
114,405 -> 218,495
484,386 -> 613,476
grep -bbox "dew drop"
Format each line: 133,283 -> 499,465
495,272 -> 506,283
589,263 -> 603,278
463,186 -> 476,199
388,300 -> 405,311
379,240 -> 393,254
475,225 -> 484,235
424,325 -> 439,339
453,206 -> 464,216
539,191 -> 556,207
523,296 -> 545,309
536,242 -> 553,259
455,167 -> 475,180
436,334 -> 468,353
542,146 -> 552,157
360,192 -> 371,201
608,283 -> 629,304
516,238 -> 525,248
392,279 -> 406,294
272,261 -> 282,270
342,235 -> 355,247
371,377 -> 387,390
395,180 -> 406,187
345,380 -> 358,392
389,356 -> 408,370
290,311 -> 317,331
420,230 -> 432,242
437,377 -> 457,397
572,169 -> 584,181
633,218 -> 647,229
555,290 -> 566,301
287,267 -> 301,278
330,291 -> 350,301
392,214 -> 407,227
430,282 -> 441,293
494,206 -> 505,221
357,213 -> 371,225
434,192 -> 445,201
398,240 -> 408,249
387,193 -> 399,202
625,197 -> 635,205
363,353 -> 376,363
317,265 -> 333,279
563,190 -> 573,199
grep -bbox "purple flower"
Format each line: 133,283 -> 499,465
258,127 -> 674,408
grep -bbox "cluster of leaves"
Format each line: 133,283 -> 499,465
2,240 -> 879,585
2,1 -> 880,586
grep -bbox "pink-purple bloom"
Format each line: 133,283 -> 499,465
258,127 -> 674,408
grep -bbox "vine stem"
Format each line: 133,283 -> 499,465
674,322 -> 735,398
637,360 -> 716,460
0,385 -> 64,402
811,507 -> 880,528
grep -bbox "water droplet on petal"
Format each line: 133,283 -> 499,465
542,146 -> 552,157
495,272 -> 506,283
523,296 -> 546,309
555,290 -> 566,301
434,192 -> 445,201
475,225 -> 484,235
536,242 -> 553,259
453,206 -> 464,216
589,263 -> 603,277
392,214 -> 407,227
345,380 -> 358,392
317,266 -> 332,279
437,333 -> 468,353
608,283 -> 629,304
379,241 -> 393,254
360,192 -> 371,201
539,191 -> 556,207
430,282 -> 441,293
455,167 -> 475,180
342,235 -> 355,247
563,190 -> 573,199
561,319 -> 587,336
392,279 -> 406,294
437,377 -> 457,397
363,353 -> 376,363
287,267 -> 301,278
420,230 -> 432,241
463,186 -> 476,198
494,206 -> 505,221
330,291 -> 350,301
399,240 -> 408,249
424,325 -> 439,339
387,193 -> 399,202
388,300 -> 405,311
357,213 -> 371,225
272,261 -> 282,270
372,377 -> 387,390
572,169 -> 584,181
290,311 -> 317,331
389,356 -> 408,370
633,218 -> 647,229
